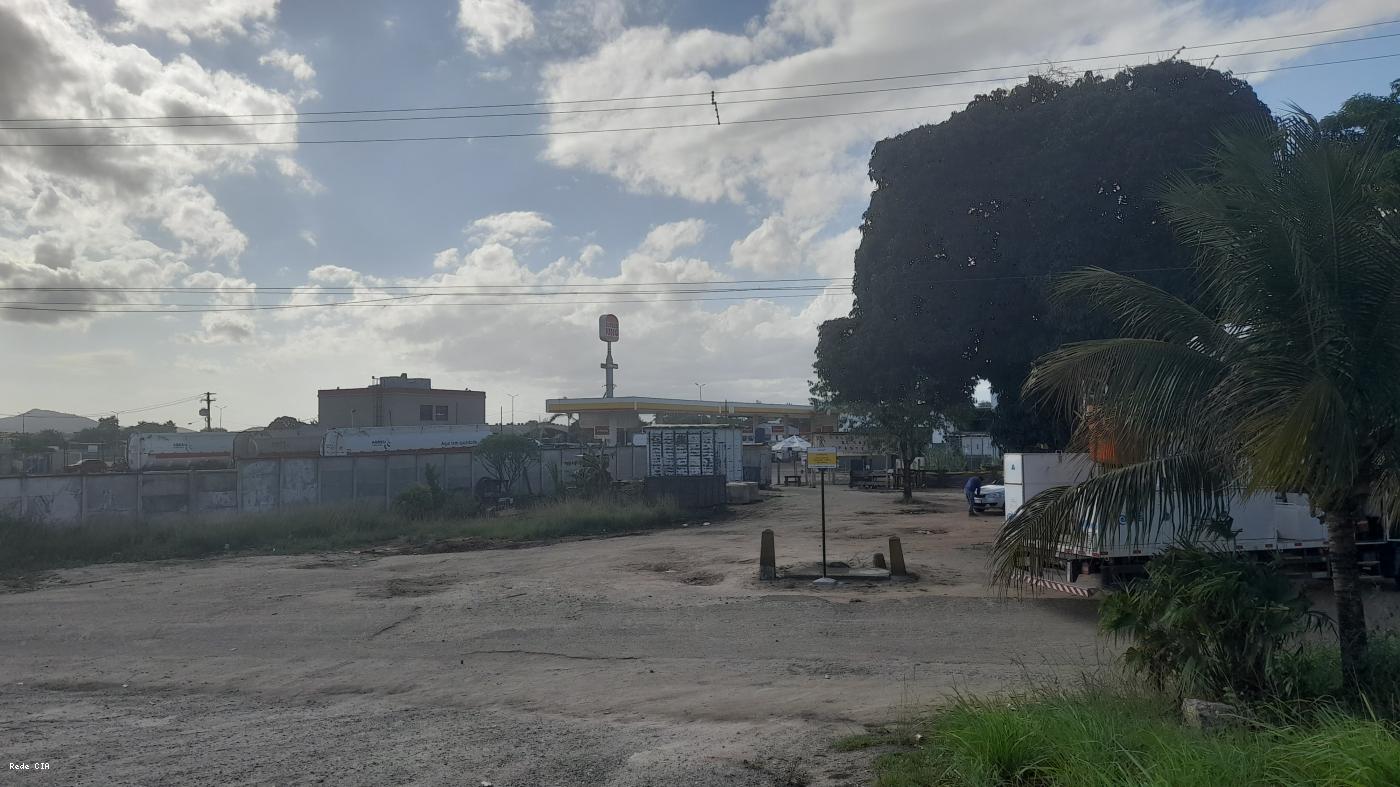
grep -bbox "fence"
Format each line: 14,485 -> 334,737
0,447 -> 650,527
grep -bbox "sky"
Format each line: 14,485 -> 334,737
2,0 -> 1399,431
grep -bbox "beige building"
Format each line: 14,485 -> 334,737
318,374 -> 486,428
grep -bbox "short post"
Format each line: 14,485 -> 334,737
873,552 -> 887,570
759,528 -> 777,580
888,536 -> 907,577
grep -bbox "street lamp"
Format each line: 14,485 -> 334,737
694,382 -> 705,399
216,405 -> 227,429
506,393 -> 518,425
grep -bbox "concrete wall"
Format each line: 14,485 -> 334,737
0,446 -> 649,527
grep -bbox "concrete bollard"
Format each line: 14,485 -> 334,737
759,528 -> 777,580
873,552 -> 887,570
888,537 -> 907,576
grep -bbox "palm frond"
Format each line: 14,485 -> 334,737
1024,337 -> 1226,451
1050,267 -> 1223,349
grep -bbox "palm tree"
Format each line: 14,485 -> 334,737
992,115 -> 1400,688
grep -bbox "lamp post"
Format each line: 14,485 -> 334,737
507,393 -> 518,425
695,382 -> 705,399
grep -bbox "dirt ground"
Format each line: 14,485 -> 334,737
0,486 -> 1114,786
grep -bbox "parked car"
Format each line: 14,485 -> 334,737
973,483 -> 1004,512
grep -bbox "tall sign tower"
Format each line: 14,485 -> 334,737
599,314 -> 620,398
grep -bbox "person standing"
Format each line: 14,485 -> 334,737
964,475 -> 983,516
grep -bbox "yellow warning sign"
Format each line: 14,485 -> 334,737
806,450 -> 838,468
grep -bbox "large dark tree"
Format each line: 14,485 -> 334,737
816,62 -> 1271,449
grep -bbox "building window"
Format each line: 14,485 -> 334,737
435,405 -> 450,422
419,405 -> 434,422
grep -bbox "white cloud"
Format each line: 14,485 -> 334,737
466,211 -> 554,247
457,0 -> 536,55
275,156 -> 324,194
478,65 -> 513,82
299,230 -> 318,248
234,217 -> 834,418
639,219 -> 706,258
259,48 -> 316,82
113,0 -> 279,44
0,0 -> 296,333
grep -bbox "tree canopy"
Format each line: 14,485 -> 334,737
993,116 -> 1400,686
815,61 -> 1271,449
1322,77 -> 1400,211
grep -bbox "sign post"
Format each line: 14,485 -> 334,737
806,450 -> 839,578
598,314 -> 620,399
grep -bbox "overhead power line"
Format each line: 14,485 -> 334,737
0,267 -> 1190,315
1,18 -> 1395,125
0,275 -> 853,293
5,30 -> 1399,133
1,50 -> 1396,149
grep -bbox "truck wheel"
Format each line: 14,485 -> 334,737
1065,559 -> 1083,584
1096,565 -> 1118,590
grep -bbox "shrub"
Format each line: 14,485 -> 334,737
395,464 -> 447,519
572,451 -> 613,498
1099,544 -> 1326,701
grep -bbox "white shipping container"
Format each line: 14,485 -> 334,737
321,424 -> 495,456
1002,452 -> 1092,487
127,432 -> 236,470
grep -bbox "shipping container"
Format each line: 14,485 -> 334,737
232,427 -> 327,460
127,432 -> 236,471
321,424 -> 494,456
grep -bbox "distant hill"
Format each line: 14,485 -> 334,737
0,409 -> 98,435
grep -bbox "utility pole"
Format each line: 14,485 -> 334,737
200,392 -> 216,432
507,393 -> 518,425
695,382 -> 705,399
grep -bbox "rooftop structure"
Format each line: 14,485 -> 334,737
319,373 -> 486,428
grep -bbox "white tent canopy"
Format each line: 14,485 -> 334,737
773,435 -> 810,451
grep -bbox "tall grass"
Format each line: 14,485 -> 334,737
870,687 -> 1400,787
0,497 -> 683,573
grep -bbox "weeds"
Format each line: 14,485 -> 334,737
0,497 -> 683,573
871,686 -> 1400,787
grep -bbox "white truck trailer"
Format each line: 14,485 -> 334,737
321,424 -> 495,456
1003,452 -> 1329,585
126,432 -> 237,471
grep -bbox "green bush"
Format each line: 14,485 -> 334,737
871,687 -> 1400,787
1099,545 -> 1326,700
395,464 -> 448,519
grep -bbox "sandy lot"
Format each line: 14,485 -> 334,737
0,486 -> 1109,786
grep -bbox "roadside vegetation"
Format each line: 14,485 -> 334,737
868,687 -> 1400,787
861,546 -> 1400,785
0,496 -> 683,573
